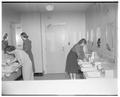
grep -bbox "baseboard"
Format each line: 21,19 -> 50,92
34,73 -> 44,76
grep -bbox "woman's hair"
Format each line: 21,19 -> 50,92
3,33 -> 8,40
78,38 -> 87,45
5,45 -> 16,52
21,32 -> 28,38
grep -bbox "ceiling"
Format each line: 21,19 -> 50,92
2,3 -> 93,13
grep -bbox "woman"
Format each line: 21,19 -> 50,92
2,33 -> 8,53
5,46 -> 34,80
21,32 -> 35,72
65,39 -> 87,79
97,38 -> 101,48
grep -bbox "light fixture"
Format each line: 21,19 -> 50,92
46,4 -> 54,11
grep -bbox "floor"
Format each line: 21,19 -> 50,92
16,71 -> 117,81
34,73 -> 68,80
15,72 -> 84,81
34,73 -> 84,80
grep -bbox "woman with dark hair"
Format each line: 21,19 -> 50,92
5,45 -> 34,80
2,33 -> 8,53
21,32 -> 35,72
65,38 -> 87,79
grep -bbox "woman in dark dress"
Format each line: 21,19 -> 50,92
65,39 -> 87,79
21,32 -> 35,72
97,38 -> 101,48
2,33 -> 8,53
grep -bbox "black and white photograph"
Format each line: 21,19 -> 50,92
1,1 -> 118,96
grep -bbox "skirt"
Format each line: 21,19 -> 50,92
65,50 -> 79,74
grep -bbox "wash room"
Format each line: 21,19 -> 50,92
2,2 -> 118,81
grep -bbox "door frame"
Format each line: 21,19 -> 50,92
41,14 -> 47,74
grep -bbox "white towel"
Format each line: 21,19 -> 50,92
81,67 -> 97,72
85,71 -> 101,78
81,64 -> 93,68
105,70 -> 113,78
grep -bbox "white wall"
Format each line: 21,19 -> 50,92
2,8 -> 21,45
21,12 -> 43,73
43,11 -> 86,46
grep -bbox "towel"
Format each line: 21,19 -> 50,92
85,71 -> 101,78
81,67 -> 97,72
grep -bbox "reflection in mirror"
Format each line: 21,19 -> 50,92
96,27 -> 101,48
97,38 -> 101,48
106,43 -> 111,51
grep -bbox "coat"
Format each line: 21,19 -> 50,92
65,44 -> 85,74
23,39 -> 35,72
14,49 -> 34,80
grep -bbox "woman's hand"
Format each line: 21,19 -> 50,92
78,59 -> 83,65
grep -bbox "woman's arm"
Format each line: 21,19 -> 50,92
6,58 -> 17,65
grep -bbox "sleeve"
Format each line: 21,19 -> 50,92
15,51 -> 23,66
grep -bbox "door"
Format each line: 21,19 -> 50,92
45,24 -> 67,73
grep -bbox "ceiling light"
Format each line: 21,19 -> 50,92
46,4 -> 54,11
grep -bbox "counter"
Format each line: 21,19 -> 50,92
2,79 -> 117,95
